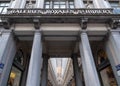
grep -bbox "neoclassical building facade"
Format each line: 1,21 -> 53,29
0,0 -> 120,86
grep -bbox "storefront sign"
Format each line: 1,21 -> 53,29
7,9 -> 113,16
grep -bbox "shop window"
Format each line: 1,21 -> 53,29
8,66 -> 22,86
97,49 -> 107,65
14,49 -> 24,66
0,2 -> 9,14
97,49 -> 117,86
100,66 -> 117,86
8,49 -> 24,86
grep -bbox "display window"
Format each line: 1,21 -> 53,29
7,49 -> 24,86
97,49 -> 117,86
8,66 -> 22,86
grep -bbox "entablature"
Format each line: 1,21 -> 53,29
0,8 -> 120,29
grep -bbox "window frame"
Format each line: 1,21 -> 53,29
109,1 -> 120,8
0,1 -> 9,14
44,0 -> 74,9
109,1 -> 120,14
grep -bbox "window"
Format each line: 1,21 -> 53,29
69,1 -> 74,9
45,1 -> 50,9
53,1 -> 66,9
97,49 -> 117,86
8,66 -> 22,86
44,0 -> 74,9
8,49 -> 25,86
14,49 -> 24,66
25,1 -> 36,8
0,2 -> 9,14
109,1 -> 120,14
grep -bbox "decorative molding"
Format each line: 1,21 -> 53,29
2,18 -> 10,29
110,18 -> 120,29
81,18 -> 88,29
33,18 -> 40,29
6,8 -> 113,16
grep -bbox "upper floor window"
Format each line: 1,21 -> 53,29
69,1 -> 74,9
45,1 -> 50,9
109,1 -> 120,8
44,0 -> 74,9
0,2 -> 9,14
53,1 -> 66,9
109,1 -> 120,14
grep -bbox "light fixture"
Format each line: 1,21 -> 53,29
10,72 -> 16,79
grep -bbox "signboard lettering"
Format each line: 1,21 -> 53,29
7,9 -> 113,16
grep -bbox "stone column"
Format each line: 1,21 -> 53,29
92,0 -> 101,8
93,0 -> 111,8
72,54 -> 83,86
74,0 -> 85,8
79,32 -> 101,86
102,0 -> 111,8
106,31 -> 120,85
9,0 -> 22,8
41,55 -> 49,86
0,30 -> 16,86
20,0 -> 26,8
26,31 -> 43,86
36,0 -> 44,8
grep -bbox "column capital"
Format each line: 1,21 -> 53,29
109,18 -> 120,29
2,18 -> 11,29
33,19 -> 40,29
80,18 -> 88,30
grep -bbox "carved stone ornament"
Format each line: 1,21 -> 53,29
110,18 -> 120,29
81,18 -> 88,29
